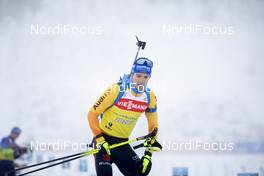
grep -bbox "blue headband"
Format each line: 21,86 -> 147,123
131,57 -> 153,75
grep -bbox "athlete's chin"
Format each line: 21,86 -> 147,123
136,84 -> 146,88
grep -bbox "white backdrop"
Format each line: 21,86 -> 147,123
0,0 -> 264,175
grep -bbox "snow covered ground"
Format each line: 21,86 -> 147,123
15,151 -> 264,176
0,0 -> 264,175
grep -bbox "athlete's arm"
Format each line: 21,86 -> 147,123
87,84 -> 120,137
145,91 -> 158,133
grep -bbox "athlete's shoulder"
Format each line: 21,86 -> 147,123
90,83 -> 120,113
145,87 -> 157,101
106,83 -> 120,96
0,136 -> 10,148
149,90 -> 157,100
146,88 -> 157,111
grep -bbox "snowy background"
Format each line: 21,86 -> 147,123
0,0 -> 264,175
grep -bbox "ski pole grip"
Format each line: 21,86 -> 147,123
147,128 -> 158,138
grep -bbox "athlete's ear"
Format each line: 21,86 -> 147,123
148,75 -> 151,79
130,74 -> 134,80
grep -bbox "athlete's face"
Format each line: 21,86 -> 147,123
10,133 -> 20,140
132,73 -> 150,88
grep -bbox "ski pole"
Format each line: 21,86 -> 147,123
17,154 -> 88,176
15,142 -> 131,176
15,151 -> 86,171
14,129 -> 157,176
16,143 -> 131,176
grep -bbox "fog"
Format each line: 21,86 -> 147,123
0,0 -> 264,175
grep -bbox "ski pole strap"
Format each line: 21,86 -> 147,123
136,128 -> 158,141
133,137 -> 152,150
134,139 -> 163,152
133,143 -> 144,150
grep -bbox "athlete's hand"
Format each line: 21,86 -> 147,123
95,135 -> 111,155
141,151 -> 152,175
147,128 -> 158,145
141,137 -> 162,152
147,139 -> 163,152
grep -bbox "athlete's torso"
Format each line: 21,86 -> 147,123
100,88 -> 149,138
0,136 -> 16,160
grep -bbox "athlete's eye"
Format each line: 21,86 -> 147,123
136,74 -> 142,78
144,75 -> 149,79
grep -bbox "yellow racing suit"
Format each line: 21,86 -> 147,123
88,82 -> 158,139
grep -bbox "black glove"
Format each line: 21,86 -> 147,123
140,138 -> 162,152
95,134 -> 111,155
141,150 -> 152,175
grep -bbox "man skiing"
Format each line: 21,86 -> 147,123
87,57 -> 160,176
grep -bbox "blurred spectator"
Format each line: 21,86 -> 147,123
0,127 -> 27,176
